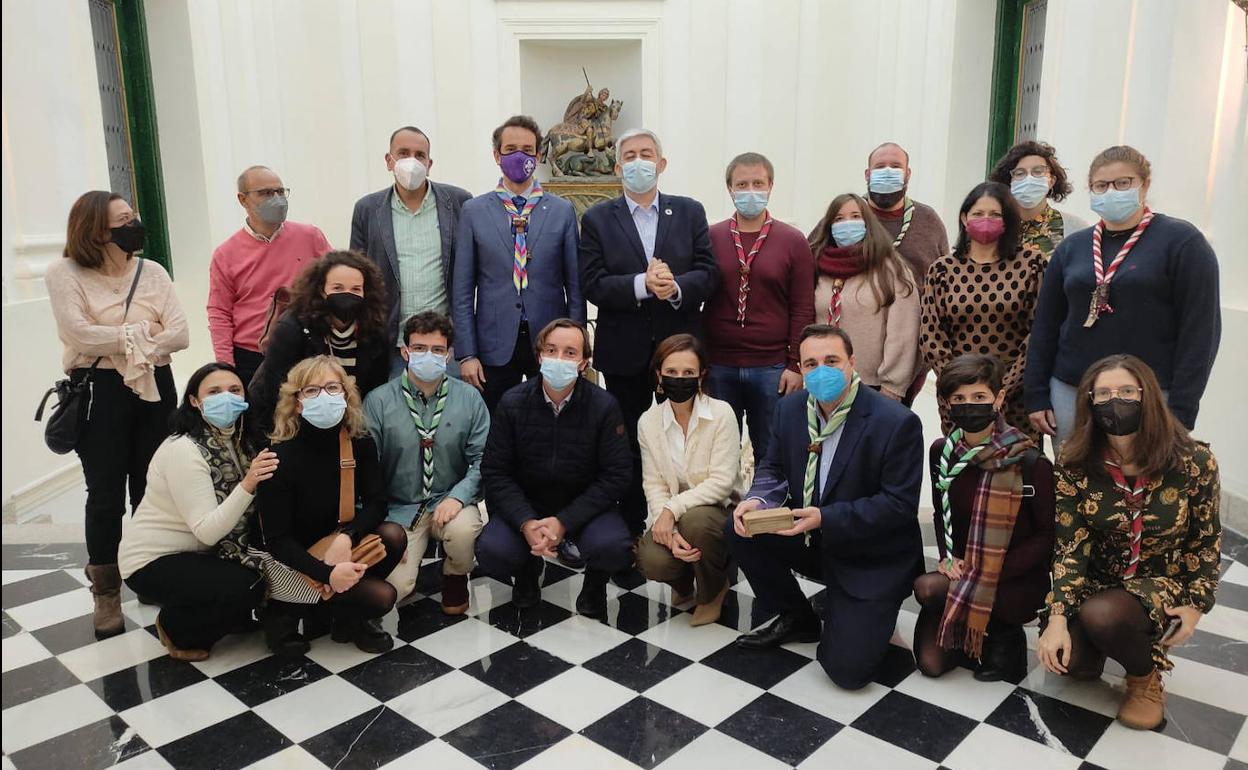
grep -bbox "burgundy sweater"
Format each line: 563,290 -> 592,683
704,218 -> 815,369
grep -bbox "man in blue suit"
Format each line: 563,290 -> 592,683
579,128 -> 719,537
454,115 -> 585,415
728,324 -> 924,690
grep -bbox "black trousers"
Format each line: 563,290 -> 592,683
125,552 -> 263,650
727,523 -> 903,690
270,522 -> 406,623
233,346 -> 265,390
603,369 -> 654,537
482,322 -> 539,416
74,366 -> 176,565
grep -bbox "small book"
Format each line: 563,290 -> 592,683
743,507 -> 794,536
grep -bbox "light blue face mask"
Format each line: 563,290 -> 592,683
539,357 -> 579,390
200,392 -> 249,429
1090,187 -> 1141,224
621,159 -> 658,195
1010,175 -> 1050,209
804,365 -> 847,402
868,167 -> 905,194
407,350 -> 447,383
301,392 -> 347,429
732,190 -> 769,219
830,219 -> 867,246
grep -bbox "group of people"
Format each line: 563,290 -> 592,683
47,115 -> 1223,734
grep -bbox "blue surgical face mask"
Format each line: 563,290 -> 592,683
830,220 -> 867,246
200,392 -> 249,429
1009,175 -> 1050,209
1090,187 -> 1141,224
621,159 -> 658,195
868,167 -> 905,194
301,392 -> 347,429
539,357 -> 579,390
732,190 -> 768,219
407,350 -> 447,383
804,365 -> 847,403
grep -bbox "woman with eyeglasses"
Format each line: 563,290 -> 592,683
988,140 -> 1089,262
248,250 -> 391,436
251,356 -> 405,657
1025,145 -> 1221,449
920,181 -> 1046,442
1037,354 -> 1221,730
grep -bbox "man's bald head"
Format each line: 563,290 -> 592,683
866,142 -> 910,170
237,165 -> 280,193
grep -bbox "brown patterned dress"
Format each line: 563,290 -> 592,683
1047,444 -> 1222,670
920,245 -> 1046,442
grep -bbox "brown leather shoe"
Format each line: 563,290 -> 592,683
441,574 -> 470,615
690,581 -> 730,627
155,617 -> 209,662
1118,669 -> 1166,730
85,564 -> 125,639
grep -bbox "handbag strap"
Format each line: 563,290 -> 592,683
87,257 -> 146,374
338,427 -> 356,525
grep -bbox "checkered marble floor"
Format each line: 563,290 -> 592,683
3,531 -> 1248,770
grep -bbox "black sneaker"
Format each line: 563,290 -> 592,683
556,539 -> 586,570
513,556 -> 544,609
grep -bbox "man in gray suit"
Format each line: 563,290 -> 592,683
351,126 -> 472,376
453,115 -> 586,414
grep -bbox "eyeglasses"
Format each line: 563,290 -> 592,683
1089,177 -> 1138,194
244,187 -> 291,199
406,345 -> 449,356
1009,166 -> 1050,181
1089,385 -> 1142,403
299,382 -> 345,400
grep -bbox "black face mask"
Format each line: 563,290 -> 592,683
110,221 -> 146,254
325,291 -> 364,322
660,375 -> 699,404
868,188 -> 906,211
1092,398 -> 1143,436
949,403 -> 997,434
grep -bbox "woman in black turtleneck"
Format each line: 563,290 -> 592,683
252,355 -> 404,657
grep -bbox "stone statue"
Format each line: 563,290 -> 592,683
541,72 -> 624,178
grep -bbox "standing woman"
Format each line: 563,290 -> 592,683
989,140 -> 1089,262
1037,354 -> 1221,730
809,193 -> 919,401
921,182 -> 1045,442
46,191 -> 189,638
1025,146 -> 1220,449
636,334 -> 743,626
119,363 -> 277,660
248,251 -> 391,434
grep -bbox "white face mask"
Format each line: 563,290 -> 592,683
393,157 -> 428,191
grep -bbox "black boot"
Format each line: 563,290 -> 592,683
351,618 -> 394,654
262,607 -> 309,659
513,556 -> 544,609
576,568 -> 609,620
974,622 -> 1027,682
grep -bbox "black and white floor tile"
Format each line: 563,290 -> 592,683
3,531 -> 1247,770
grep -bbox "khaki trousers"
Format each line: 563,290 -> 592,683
386,504 -> 484,601
636,504 -> 730,604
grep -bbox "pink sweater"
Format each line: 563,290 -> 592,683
207,221 -> 331,362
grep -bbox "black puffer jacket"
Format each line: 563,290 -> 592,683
482,376 -> 631,532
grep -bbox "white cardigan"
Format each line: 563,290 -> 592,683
118,434 -> 255,579
637,395 -> 744,531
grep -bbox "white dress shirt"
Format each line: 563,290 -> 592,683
625,192 -> 682,307
660,395 -> 715,489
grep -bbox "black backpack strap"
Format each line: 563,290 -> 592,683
1019,447 -> 1042,498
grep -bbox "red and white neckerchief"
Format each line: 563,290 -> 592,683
1083,208 -> 1154,327
826,279 -> 845,326
731,211 -> 775,326
1103,452 -> 1153,578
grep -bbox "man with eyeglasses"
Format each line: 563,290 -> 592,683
363,311 -> 489,614
208,165 -> 331,386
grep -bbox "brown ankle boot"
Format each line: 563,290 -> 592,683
1118,669 -> 1166,729
85,564 -> 125,639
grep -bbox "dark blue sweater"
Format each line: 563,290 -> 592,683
1024,213 -> 1220,428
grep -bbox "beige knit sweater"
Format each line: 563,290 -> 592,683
813,271 -> 921,398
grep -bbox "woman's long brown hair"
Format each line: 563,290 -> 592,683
1058,354 -> 1194,479
808,193 -> 915,309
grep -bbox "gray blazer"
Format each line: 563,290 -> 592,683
452,190 -> 585,367
350,180 -> 472,340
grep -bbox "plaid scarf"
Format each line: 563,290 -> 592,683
937,418 -> 1033,658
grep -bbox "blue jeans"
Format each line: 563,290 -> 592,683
707,364 -> 784,465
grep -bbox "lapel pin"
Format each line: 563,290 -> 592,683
664,208 -> 673,215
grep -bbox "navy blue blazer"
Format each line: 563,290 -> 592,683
451,190 -> 585,367
747,385 -> 925,602
579,193 -> 719,376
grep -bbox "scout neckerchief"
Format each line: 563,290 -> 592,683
495,180 -> 544,294
934,427 -> 993,569
1083,207 -> 1154,327
884,197 -> 915,249
935,418 -> 1032,658
731,211 -> 775,326
803,374 -> 861,508
401,374 -> 450,503
1104,451 -> 1153,578
817,245 -> 864,327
